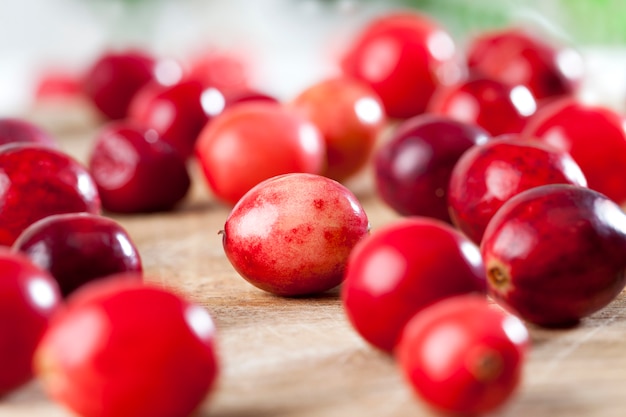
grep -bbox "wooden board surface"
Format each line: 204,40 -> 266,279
2,125 -> 626,417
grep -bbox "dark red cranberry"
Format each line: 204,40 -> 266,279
129,80 -> 224,159
13,213 -> 142,297
88,122 -> 191,213
467,27 -> 583,101
522,97 -> 626,207
0,248 -> 62,396
0,144 -> 101,246
83,50 -> 156,120
374,114 -> 490,222
0,118 -> 57,148
428,77 -> 537,136
448,135 -> 587,244
481,184 -> 626,327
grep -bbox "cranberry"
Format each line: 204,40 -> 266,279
35,71 -> 83,102
88,122 -> 191,213
341,11 -> 460,119
222,173 -> 369,296
225,89 -> 278,108
397,294 -> 529,415
0,248 -> 62,396
195,101 -> 326,205
34,277 -> 219,417
522,97 -> 626,207
291,77 -> 386,182
129,80 -> 224,159
0,144 -> 101,246
185,48 -> 250,97
448,135 -> 587,244
466,27 -> 583,101
481,184 -> 626,327
0,118 -> 57,148
83,50 -> 156,120
428,77 -> 537,136
374,114 -> 490,222
13,213 -> 142,297
341,217 -> 486,353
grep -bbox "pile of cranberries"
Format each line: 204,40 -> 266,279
3,5 -> 626,417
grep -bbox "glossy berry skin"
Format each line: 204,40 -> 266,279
481,184 -> 626,327
0,144 -> 101,246
448,136 -> 587,244
34,278 -> 219,417
13,213 -> 142,297
88,122 -> 191,213
129,80 -> 223,159
467,28 -> 583,100
83,50 -> 156,120
196,102 -> 326,205
374,114 -> 490,222
522,98 -> 626,207
428,77 -> 537,136
341,12 -> 460,119
0,118 -> 57,148
291,77 -> 386,182
223,173 -> 369,296
0,248 -> 62,396
341,217 -> 486,353
397,294 -> 529,415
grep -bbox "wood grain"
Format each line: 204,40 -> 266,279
1,126 -> 626,417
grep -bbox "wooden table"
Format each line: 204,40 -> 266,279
2,123 -> 626,417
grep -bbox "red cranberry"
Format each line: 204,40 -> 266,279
341,217 -> 486,353
0,144 -> 101,246
374,114 -> 490,222
467,28 -> 583,101
341,11 -> 460,119
35,71 -> 83,102
129,80 -> 224,159
428,77 -> 537,136
185,48 -> 250,97
83,50 -> 156,120
195,101 -> 325,205
522,97 -> 626,207
0,118 -> 57,148
225,89 -> 278,108
481,184 -> 626,327
0,248 -> 62,396
448,135 -> 587,244
397,294 -> 529,415
34,277 -> 219,417
88,122 -> 191,213
13,213 -> 142,297
223,173 -> 369,296
290,77 -> 386,182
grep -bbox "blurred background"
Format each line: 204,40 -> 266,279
2,0 -> 626,117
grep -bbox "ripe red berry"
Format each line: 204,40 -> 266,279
0,144 -> 101,246
0,248 -> 62,396
83,50 -> 156,120
0,118 -> 57,148
341,217 -> 486,352
522,97 -> 626,207
35,277 -> 219,417
222,173 -> 370,296
341,11 -> 460,119
481,184 -> 626,326
13,213 -> 142,297
374,114 -> 490,222
291,77 -> 386,182
195,102 -> 326,205
428,77 -> 537,136
466,27 -> 583,100
397,294 -> 529,415
448,136 -> 587,244
88,122 -> 191,213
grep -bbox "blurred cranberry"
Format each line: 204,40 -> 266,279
225,89 -> 278,108
341,11 -> 461,119
0,118 -> 57,148
186,48 -> 250,97
467,28 -> 583,101
83,50 -> 156,120
34,71 -> 83,101
88,122 -> 191,213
